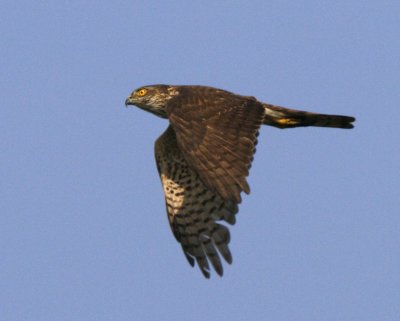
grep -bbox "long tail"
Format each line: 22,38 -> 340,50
262,103 -> 355,129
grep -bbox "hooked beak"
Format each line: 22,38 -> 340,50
125,96 -> 134,107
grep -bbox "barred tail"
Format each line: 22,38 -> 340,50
262,103 -> 355,129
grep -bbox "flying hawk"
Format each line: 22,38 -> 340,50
125,84 -> 355,278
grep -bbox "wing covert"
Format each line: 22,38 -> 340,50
166,86 -> 265,203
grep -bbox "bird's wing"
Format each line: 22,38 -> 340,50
155,126 -> 239,278
166,87 -> 265,203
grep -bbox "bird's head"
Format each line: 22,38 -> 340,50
125,84 -> 177,118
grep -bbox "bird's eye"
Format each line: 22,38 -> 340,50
136,88 -> 148,97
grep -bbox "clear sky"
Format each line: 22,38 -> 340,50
1,1 -> 399,320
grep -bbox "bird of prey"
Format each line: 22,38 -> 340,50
125,84 -> 355,278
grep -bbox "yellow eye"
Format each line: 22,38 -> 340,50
136,88 -> 148,97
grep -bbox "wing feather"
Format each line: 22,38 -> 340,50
155,126 -> 239,278
166,86 -> 265,203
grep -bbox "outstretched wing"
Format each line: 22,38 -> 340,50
166,86 -> 265,203
155,126 -> 239,278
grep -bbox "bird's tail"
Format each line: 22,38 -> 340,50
262,103 -> 355,129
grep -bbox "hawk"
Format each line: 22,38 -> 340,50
125,84 -> 355,278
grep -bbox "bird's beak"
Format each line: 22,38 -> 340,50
125,97 -> 133,107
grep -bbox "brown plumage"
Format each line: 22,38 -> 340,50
125,84 -> 355,278
155,126 -> 238,278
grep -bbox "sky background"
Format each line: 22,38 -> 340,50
1,1 -> 399,320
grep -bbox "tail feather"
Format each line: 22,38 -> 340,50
262,103 -> 355,129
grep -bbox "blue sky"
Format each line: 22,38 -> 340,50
1,1 -> 399,320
